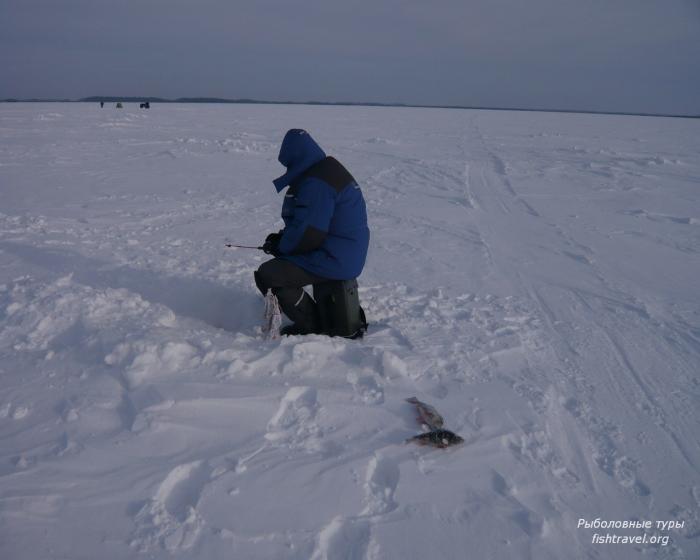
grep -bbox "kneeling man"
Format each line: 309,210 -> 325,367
255,129 -> 369,336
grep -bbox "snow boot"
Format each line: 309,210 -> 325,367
280,323 -> 317,336
276,290 -> 321,335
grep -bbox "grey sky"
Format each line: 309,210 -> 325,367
1,0 -> 699,114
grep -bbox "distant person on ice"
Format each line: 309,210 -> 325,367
254,129 -> 369,336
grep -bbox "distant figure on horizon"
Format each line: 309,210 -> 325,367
116,102 -> 123,109
254,129 -> 369,337
100,101 -> 104,108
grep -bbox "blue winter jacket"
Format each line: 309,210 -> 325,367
272,129 -> 369,280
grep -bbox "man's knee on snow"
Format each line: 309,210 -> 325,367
254,259 -> 280,295
253,270 -> 266,295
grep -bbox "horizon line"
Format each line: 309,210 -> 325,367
1,96 -> 698,120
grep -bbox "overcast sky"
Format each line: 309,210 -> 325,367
1,0 -> 699,114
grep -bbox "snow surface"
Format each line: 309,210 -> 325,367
1,103 -> 699,559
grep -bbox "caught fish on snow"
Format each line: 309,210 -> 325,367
406,429 -> 465,448
405,396 -> 444,429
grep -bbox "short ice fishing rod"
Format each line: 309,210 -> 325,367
225,243 -> 263,250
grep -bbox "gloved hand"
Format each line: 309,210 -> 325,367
262,232 -> 282,256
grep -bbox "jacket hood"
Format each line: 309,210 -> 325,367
273,129 -> 326,192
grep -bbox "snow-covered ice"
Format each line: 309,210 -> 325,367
1,103 -> 699,559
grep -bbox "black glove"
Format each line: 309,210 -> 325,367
262,232 -> 282,256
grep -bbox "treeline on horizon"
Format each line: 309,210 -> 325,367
1,96 -> 697,119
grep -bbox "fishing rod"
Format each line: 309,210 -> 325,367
225,243 -> 263,250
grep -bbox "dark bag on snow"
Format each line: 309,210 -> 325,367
313,279 -> 368,339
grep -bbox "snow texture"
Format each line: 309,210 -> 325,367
0,103 -> 699,559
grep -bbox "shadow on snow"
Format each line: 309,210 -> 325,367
1,241 -> 260,333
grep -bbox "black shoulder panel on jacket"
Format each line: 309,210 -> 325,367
292,225 -> 328,254
303,157 -> 357,192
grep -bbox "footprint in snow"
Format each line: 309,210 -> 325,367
130,460 -> 212,552
491,470 -> 547,538
265,386 -> 325,453
362,453 -> 400,516
311,516 -> 371,560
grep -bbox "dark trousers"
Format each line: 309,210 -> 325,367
254,258 -> 328,331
